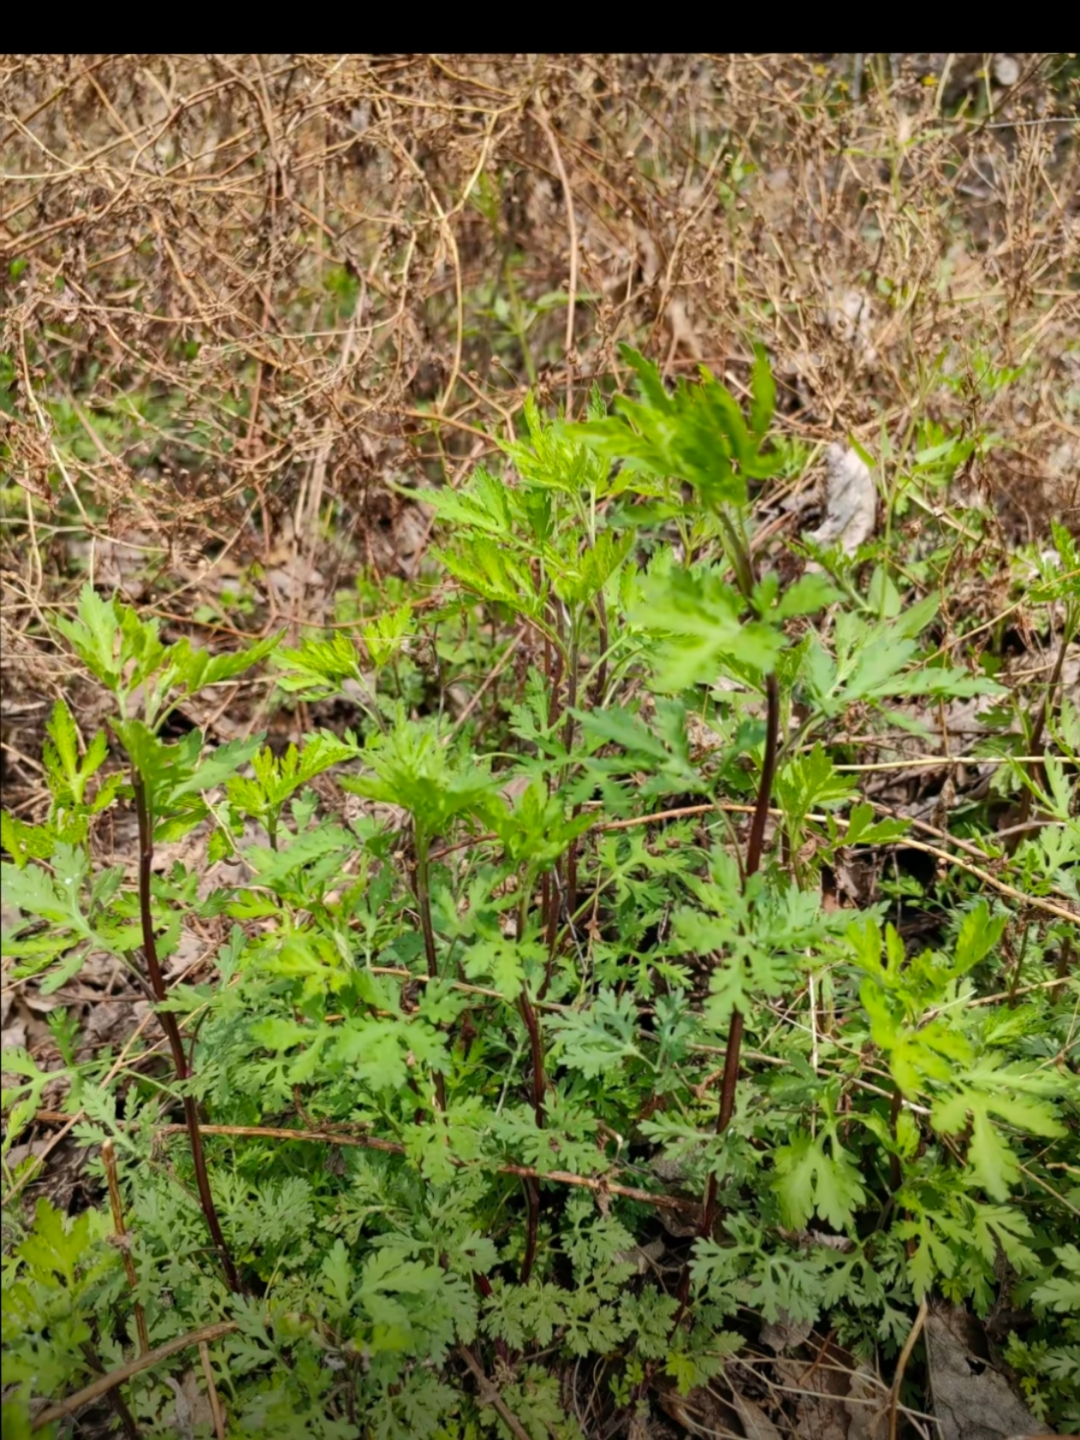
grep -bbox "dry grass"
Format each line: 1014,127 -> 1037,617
1,52 -> 1078,771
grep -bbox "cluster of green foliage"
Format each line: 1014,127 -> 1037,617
2,351 -> 1078,1438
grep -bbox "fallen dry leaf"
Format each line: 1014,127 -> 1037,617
806,444 -> 877,559
925,1303 -> 1053,1440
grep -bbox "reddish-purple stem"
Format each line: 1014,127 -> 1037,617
133,774 -> 241,1294
678,669 -> 780,1304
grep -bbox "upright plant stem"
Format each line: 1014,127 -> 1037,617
541,872 -> 558,966
888,1087 -> 904,1193
414,834 -> 439,983
413,832 -> 447,1112
594,592 -> 609,705
102,1139 -> 149,1355
519,1167 -> 542,1285
563,626 -> 581,923
543,628 -> 566,944
745,674 -> 781,880
693,670 -> 781,1259
517,992 -> 547,1131
517,887 -> 546,1283
516,885 -> 548,1130
132,774 -> 241,1295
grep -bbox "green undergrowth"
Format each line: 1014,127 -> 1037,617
2,351 -> 1078,1438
